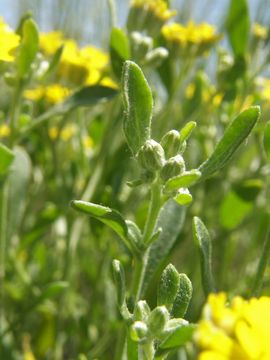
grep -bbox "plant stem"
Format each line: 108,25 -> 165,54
251,224 -> 270,296
142,180 -> 162,245
0,179 -> 9,333
9,80 -> 24,146
133,180 -> 162,302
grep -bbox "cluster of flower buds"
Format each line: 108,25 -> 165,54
130,31 -> 168,68
113,261 -> 193,353
135,121 -> 201,206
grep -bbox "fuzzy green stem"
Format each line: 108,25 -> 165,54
142,180 -> 162,245
133,180 -> 163,302
251,224 -> 270,296
141,341 -> 154,360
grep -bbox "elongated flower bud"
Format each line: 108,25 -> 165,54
160,155 -> 185,182
137,139 -> 165,171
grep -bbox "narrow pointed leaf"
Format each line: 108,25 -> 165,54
157,323 -> 196,352
70,200 -> 132,250
122,61 -> 153,155
192,217 -> 215,296
110,27 -> 130,79
164,170 -> 201,193
179,121 -> 196,143
226,0 -> 250,57
17,18 -> 39,77
199,106 -> 260,180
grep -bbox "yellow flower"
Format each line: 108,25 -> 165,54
39,31 -> 64,55
130,0 -> 176,22
48,126 -> 59,140
161,21 -> 221,55
253,23 -> 268,40
195,293 -> 270,359
0,124 -> 11,138
83,135 -> 94,150
24,84 -> 70,104
0,17 -> 20,62
24,86 -> 45,101
60,124 -> 76,141
100,76 -> 119,89
45,84 -> 70,104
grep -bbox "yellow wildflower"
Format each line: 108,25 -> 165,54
185,83 -> 196,99
130,0 -> 176,22
195,293 -> 270,359
24,87 -> 45,101
253,23 -> 268,40
100,77 -> 119,89
162,21 -> 221,55
60,125 -> 76,141
80,45 -> 108,70
24,84 -> 70,104
0,124 -> 11,138
0,17 -> 20,62
83,135 -> 94,150
127,0 -> 176,36
48,126 -> 59,140
39,31 -> 64,55
45,84 -> 70,104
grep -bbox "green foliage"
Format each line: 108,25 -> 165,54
199,106 -> 260,180
0,143 -> 14,174
1,2 -> 270,358
226,0 -> 250,57
192,217 -> 215,296
122,60 -> 153,155
16,18 -> 39,78
110,27 -> 130,79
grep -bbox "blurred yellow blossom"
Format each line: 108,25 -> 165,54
39,31 -> 64,55
100,77 -> 119,89
60,124 -> 76,141
253,23 -> 268,40
24,84 -> 70,104
260,78 -> 270,102
48,126 -> 59,140
194,293 -> 270,360
0,17 -> 20,62
162,21 -> 221,55
83,135 -> 94,150
127,0 -> 176,36
0,124 -> 11,138
48,124 -> 76,141
40,31 -> 109,86
130,0 -> 176,22
45,84 -> 70,104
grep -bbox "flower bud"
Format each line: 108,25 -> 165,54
161,130 -> 182,158
160,155 -> 185,182
144,47 -> 168,68
134,300 -> 151,321
137,139 -> 165,172
112,259 -> 126,306
147,306 -> 169,337
174,188 -> 192,205
130,321 -> 148,342
131,32 -> 153,60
